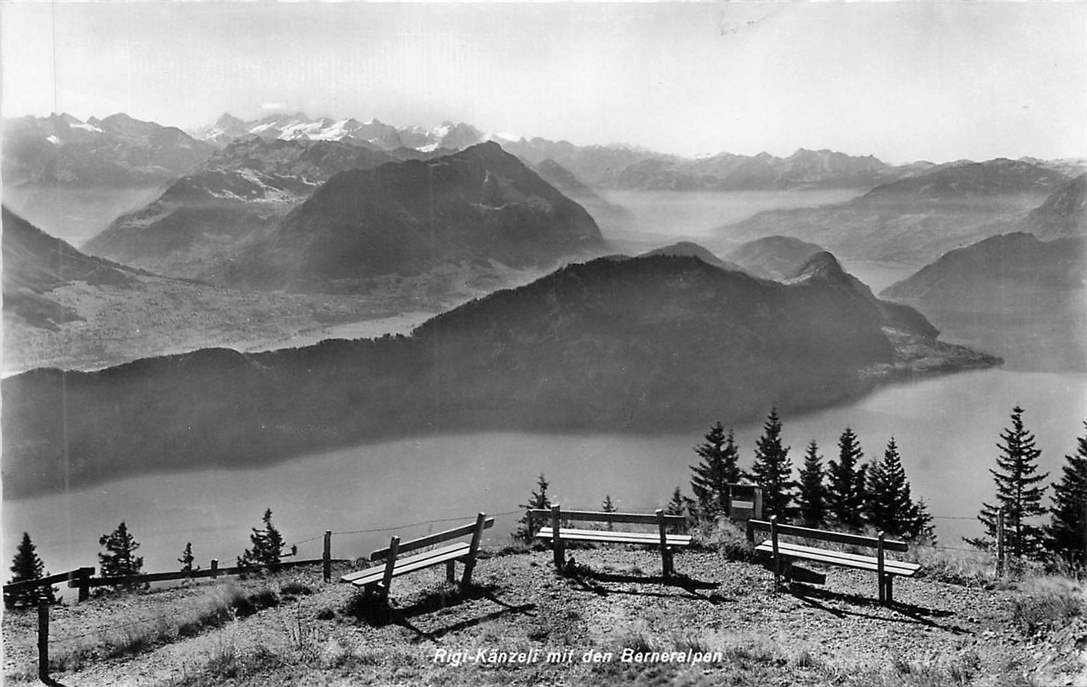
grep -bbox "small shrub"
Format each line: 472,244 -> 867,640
1011,575 -> 1085,635
280,581 -> 313,596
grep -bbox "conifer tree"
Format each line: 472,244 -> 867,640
6,532 -> 55,607
796,440 -> 827,528
864,437 -> 931,540
601,494 -> 617,530
239,508 -> 285,569
1045,421 -> 1087,566
968,406 -> 1049,560
910,499 -> 936,544
178,542 -> 197,574
99,522 -> 144,588
666,486 -> 689,517
747,407 -> 794,519
827,427 -> 867,529
690,422 -> 741,519
516,473 -> 552,542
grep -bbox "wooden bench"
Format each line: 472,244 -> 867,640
747,516 -> 921,604
340,513 -> 493,602
528,504 -> 691,577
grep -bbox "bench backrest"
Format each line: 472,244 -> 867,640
527,507 -> 686,528
746,518 -> 909,553
370,514 -> 494,561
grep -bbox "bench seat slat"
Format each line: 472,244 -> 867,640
536,526 -> 692,547
755,540 -> 921,576
341,542 -> 470,585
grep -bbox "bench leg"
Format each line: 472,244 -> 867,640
878,573 -> 885,604
885,576 -> 894,605
461,557 -> 478,587
446,560 -> 456,584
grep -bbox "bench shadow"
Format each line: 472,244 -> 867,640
788,583 -> 969,634
560,564 -> 727,604
347,583 -> 537,640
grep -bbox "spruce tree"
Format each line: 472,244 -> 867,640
601,494 -> 617,530
969,406 -> 1049,560
690,422 -> 741,519
178,542 -> 197,574
827,427 -> 867,529
747,407 -> 794,520
666,486 -> 689,517
1045,421 -> 1087,566
796,440 -> 827,528
239,508 -> 285,569
516,473 -> 552,542
6,532 -> 56,607
909,499 -> 936,544
864,437 -> 930,540
99,522 -> 144,587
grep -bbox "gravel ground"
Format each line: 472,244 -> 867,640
2,550 -> 1083,686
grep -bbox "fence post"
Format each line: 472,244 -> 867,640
770,515 -> 781,592
876,532 -> 886,605
323,531 -> 332,583
551,504 -> 565,570
38,599 -> 49,683
996,508 -> 1005,577
210,559 -> 219,579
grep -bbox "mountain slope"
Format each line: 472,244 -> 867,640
640,242 -> 741,271
1021,173 -> 1087,240
231,141 -> 605,290
2,113 -> 215,241
532,159 -> 633,231
83,137 -> 396,279
725,159 -> 1070,263
2,253 -> 995,497
725,235 -> 825,280
1,206 -> 145,329
882,233 -> 1086,310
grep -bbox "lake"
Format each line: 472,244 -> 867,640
6,368 -> 1084,580
596,188 -> 863,254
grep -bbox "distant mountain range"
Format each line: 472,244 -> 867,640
2,249 -> 996,497
226,141 -> 605,291
724,159 -> 1073,263
193,112 -> 499,154
2,113 -> 216,241
82,137 -> 398,279
880,174 -> 1086,371
883,174 -> 1085,308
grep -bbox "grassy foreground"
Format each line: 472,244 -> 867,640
3,536 -> 1084,686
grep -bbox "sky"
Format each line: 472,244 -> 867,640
2,2 -> 1085,164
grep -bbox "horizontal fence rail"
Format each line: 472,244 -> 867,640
76,558 -> 352,589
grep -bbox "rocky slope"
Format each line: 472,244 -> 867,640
2,251 -> 996,497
